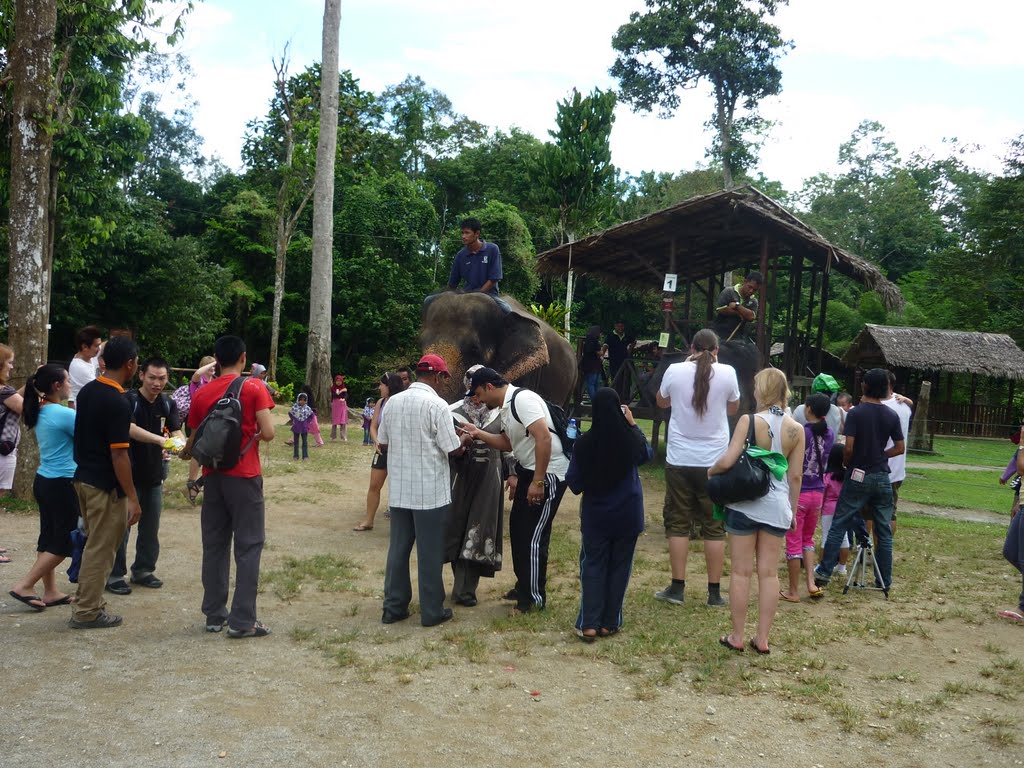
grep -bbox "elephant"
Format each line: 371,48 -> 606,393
420,292 -> 577,406
646,338 -> 764,418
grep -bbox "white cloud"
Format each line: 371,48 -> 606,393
779,0 -> 1024,68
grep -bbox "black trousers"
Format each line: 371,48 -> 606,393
509,464 -> 567,612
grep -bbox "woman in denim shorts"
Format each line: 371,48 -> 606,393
708,368 -> 804,655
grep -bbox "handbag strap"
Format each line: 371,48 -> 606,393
744,412 -> 757,449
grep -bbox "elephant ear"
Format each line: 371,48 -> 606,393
493,310 -> 549,384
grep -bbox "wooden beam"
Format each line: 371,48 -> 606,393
664,238 -> 677,351
627,247 -> 666,284
756,237 -> 769,355
815,251 -> 831,372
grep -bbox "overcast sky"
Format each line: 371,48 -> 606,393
169,0 -> 1024,193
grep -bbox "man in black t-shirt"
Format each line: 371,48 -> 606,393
815,368 -> 905,590
710,272 -> 762,341
106,358 -> 184,594
71,336 -> 142,629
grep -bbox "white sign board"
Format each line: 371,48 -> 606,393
663,273 -> 678,293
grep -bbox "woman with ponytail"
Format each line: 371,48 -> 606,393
654,329 -> 741,607
7,364 -> 79,611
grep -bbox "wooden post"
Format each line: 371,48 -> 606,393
788,255 -> 804,378
766,245 -> 779,362
664,237 -> 677,350
755,237 -> 769,356
682,279 -> 693,342
815,251 -> 831,373
1008,379 -> 1017,433
969,373 -> 978,437
909,380 -> 934,453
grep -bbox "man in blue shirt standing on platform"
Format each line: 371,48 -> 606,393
448,218 -> 502,295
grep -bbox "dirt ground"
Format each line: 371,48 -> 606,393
2,429 -> 1022,768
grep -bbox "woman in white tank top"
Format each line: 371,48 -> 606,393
708,368 -> 804,655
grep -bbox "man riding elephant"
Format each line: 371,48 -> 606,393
711,271 -> 763,343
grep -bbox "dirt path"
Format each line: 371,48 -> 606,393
2,430 -> 1021,768
906,461 -> 1003,473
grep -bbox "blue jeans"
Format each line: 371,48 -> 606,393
1003,510 -> 1024,611
817,471 -> 893,587
584,372 -> 601,402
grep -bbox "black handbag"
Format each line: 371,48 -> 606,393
707,414 -> 772,505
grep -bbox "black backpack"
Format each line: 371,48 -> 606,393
191,377 -> 258,471
509,388 -> 574,458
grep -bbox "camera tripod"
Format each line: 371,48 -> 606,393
842,538 -> 889,598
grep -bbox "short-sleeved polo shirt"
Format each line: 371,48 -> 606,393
187,374 -> 275,479
73,376 -> 133,493
448,241 -> 502,295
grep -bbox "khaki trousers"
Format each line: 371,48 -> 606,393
72,482 -> 128,622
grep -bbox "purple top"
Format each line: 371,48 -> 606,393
800,424 -> 835,492
1001,451 -> 1019,483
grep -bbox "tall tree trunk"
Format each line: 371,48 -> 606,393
306,0 -> 341,416
8,0 -> 57,499
713,80 -> 734,190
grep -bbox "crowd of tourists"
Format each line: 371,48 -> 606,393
3,270 -> 1021,643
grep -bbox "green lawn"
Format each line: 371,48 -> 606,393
900,468 -> 1013,515
910,436 -> 1014,468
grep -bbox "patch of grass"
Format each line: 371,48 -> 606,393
910,437 -> 1011,468
824,700 -> 863,733
261,553 -> 360,601
442,629 -> 489,663
894,717 -> 928,737
0,496 -> 40,515
900,468 -> 1009,514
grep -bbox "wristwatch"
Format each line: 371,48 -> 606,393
532,479 -> 544,487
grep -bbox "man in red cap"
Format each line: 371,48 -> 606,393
377,354 -> 469,626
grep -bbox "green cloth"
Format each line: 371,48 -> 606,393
812,373 -> 840,393
712,449 -> 789,520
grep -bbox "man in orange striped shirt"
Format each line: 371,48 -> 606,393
70,335 -> 141,630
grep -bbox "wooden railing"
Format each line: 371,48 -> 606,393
927,403 -> 1017,438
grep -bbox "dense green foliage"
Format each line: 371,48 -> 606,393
2,5 -> 1021,391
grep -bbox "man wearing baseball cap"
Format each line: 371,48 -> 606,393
377,353 -> 469,626
461,367 -> 570,615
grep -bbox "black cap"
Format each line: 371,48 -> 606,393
466,366 -> 504,396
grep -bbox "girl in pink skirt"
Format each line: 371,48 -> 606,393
331,374 -> 348,441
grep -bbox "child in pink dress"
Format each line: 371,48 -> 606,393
331,374 -> 348,441
819,443 -> 850,575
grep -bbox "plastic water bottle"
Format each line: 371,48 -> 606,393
566,418 -> 578,440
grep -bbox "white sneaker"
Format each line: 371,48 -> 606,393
834,565 -> 848,575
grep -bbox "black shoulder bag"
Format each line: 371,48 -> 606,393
707,414 -> 772,506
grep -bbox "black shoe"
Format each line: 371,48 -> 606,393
70,610 -> 123,629
501,588 -> 519,601
105,580 -> 132,595
226,621 -> 271,639
454,596 -> 478,607
381,610 -> 411,625
205,619 -> 227,633
422,608 -> 454,627
130,574 -> 163,589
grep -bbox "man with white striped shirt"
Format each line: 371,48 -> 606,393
377,354 -> 467,627
463,368 -> 569,615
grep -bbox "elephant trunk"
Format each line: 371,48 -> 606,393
423,341 -> 464,403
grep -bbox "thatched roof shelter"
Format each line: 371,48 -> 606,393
843,325 -> 1024,380
536,185 -> 903,311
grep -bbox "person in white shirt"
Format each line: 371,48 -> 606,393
654,329 -> 740,607
68,325 -> 102,409
377,354 -> 467,627
464,367 -> 570,615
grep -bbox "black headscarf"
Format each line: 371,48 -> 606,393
571,387 -> 648,493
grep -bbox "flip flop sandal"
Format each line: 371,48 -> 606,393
749,638 -> 771,655
808,588 -> 825,600
997,609 -> 1024,623
719,635 -> 744,652
0,554 -> 11,564
779,591 -> 801,603
9,590 -> 46,612
352,523 -> 373,531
